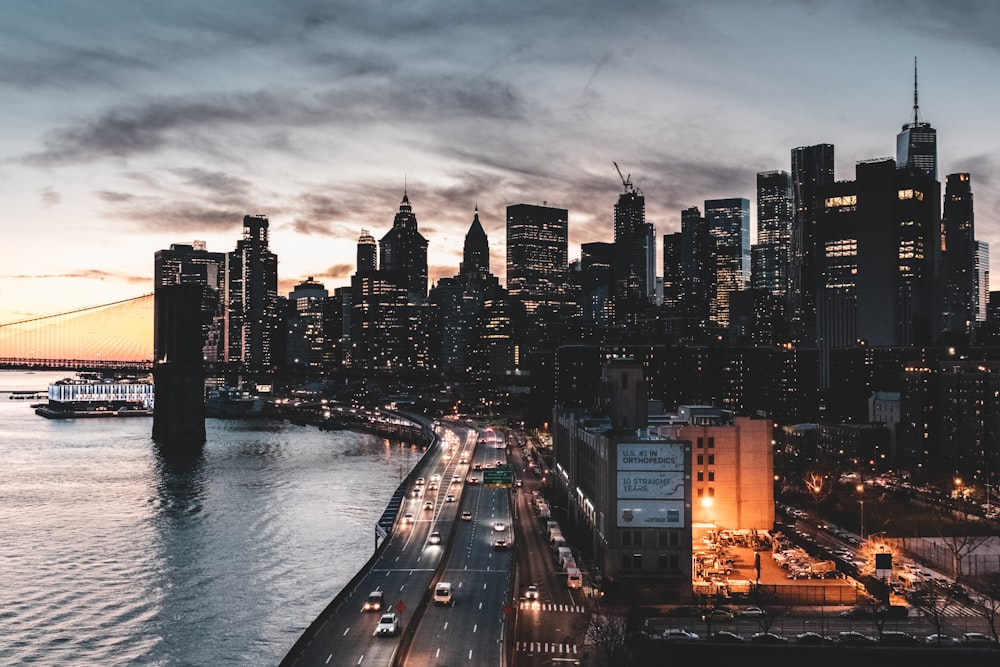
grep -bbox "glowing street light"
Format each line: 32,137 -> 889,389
856,483 -> 865,539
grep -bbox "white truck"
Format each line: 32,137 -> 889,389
566,567 -> 582,588
434,581 -> 453,606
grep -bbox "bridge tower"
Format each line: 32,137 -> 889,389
152,284 -> 206,448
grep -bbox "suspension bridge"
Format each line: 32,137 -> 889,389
0,294 -> 155,370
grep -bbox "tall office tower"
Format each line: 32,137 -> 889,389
705,198 -> 750,327
153,241 -> 226,362
578,241 -> 612,326
681,206 -> 713,322
815,158 -> 941,350
896,58 -> 937,181
430,208 -> 502,375
940,173 -> 976,342
610,172 -> 649,327
460,206 -> 489,277
357,228 -> 377,273
644,221 -> 657,303
662,232 -> 683,314
379,192 -> 429,303
506,203 -> 569,316
227,215 -> 279,370
753,171 -> 793,293
286,277 -> 329,369
790,144 -> 835,346
975,241 -> 990,324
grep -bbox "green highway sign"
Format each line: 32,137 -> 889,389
483,468 -> 514,487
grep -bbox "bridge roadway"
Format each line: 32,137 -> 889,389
280,421 -> 516,667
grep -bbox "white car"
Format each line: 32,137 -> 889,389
524,584 -> 539,600
374,612 -> 399,636
738,605 -> 765,617
428,531 -> 441,545
445,494 -> 456,502
494,521 -> 507,532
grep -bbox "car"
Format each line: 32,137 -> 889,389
794,632 -> 834,645
461,511 -> 472,521
414,477 -> 425,485
403,512 -> 414,524
738,605 -> 765,617
473,463 -> 482,470
925,633 -> 961,647
452,474 -> 461,483
659,629 -> 700,643
701,607 -> 734,622
428,531 -> 441,545
494,521 -> 507,532
710,631 -> 744,643
748,632 -> 787,644
361,590 -> 384,612
961,632 -> 998,648
838,631 -> 877,646
524,584 -> 539,600
410,488 -> 421,498
494,538 -> 508,550
374,612 -> 399,636
445,494 -> 456,502
839,606 -> 873,619
879,631 -> 920,646
423,501 -> 433,511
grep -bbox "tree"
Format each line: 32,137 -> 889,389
967,572 -> 1000,642
586,611 -> 635,666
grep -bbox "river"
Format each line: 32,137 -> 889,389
0,370 -> 421,666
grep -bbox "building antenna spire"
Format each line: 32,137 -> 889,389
912,56 -> 920,125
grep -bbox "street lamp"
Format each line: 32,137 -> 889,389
856,483 -> 865,540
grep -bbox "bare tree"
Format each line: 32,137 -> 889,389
967,572 -> 1000,641
936,529 -> 992,581
586,611 -> 634,666
911,579 -> 961,640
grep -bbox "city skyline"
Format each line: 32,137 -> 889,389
3,1 -> 1000,324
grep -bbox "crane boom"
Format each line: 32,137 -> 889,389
613,161 -> 632,192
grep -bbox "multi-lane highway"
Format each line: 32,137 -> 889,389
281,422 -> 523,667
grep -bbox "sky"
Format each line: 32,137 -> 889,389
2,0 -> 1000,329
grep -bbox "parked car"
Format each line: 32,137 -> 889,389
878,631 -> 919,646
961,632 -> 999,648
839,606 -> 872,619
738,605 -> 765,617
837,630 -> 876,646
710,631 -> 744,643
795,632 -> 834,645
659,629 -> 700,643
374,612 -> 399,636
925,633 -> 961,647
701,607 -> 734,622
748,632 -> 788,644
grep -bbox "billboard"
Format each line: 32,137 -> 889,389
617,499 -> 685,527
616,441 -> 686,528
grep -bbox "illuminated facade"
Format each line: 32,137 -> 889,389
506,203 -> 568,316
226,215 -> 280,370
705,198 -> 750,328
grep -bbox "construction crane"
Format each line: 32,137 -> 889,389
613,161 -> 638,194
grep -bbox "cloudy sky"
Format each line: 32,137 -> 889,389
2,0 -> 1000,326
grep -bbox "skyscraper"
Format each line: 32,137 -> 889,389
461,206 -> 490,278
896,58 -> 937,181
286,277 -> 329,369
975,241 -> 990,328
506,203 -> 568,316
357,228 -> 377,273
940,173 -> 975,342
379,192 -> 429,303
681,206 -> 713,322
753,171 -> 793,294
610,169 -> 650,327
790,144 -> 835,346
227,215 -> 279,370
705,198 -> 750,328
153,241 -> 226,362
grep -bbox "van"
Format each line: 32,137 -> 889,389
434,581 -> 452,606
566,567 -> 582,588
